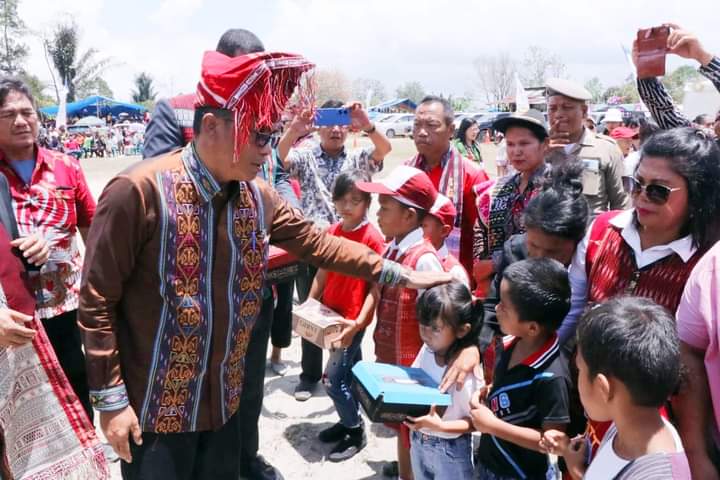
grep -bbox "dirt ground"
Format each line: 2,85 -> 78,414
83,138 -> 498,479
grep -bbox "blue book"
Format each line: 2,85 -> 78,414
351,361 -> 451,423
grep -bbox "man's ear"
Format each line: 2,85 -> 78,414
201,113 -> 221,137
447,122 -> 456,141
581,103 -> 589,119
441,224 -> 453,237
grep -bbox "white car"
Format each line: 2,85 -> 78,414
375,114 -> 415,138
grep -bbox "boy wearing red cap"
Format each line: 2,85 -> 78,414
422,193 -> 471,287
357,165 -> 443,479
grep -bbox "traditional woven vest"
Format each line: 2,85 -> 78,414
167,94 -> 196,145
375,241 -> 438,366
586,211 -> 701,312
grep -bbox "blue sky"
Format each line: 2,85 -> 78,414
19,0 -> 719,104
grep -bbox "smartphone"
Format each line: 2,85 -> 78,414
636,26 -> 670,79
315,108 -> 351,127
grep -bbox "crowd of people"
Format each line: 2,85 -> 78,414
37,123 -> 145,159
1,22 -> 720,480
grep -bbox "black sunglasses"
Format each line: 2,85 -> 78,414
622,176 -> 682,205
253,130 -> 280,149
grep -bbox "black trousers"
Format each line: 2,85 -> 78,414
238,293 -> 275,463
270,280 -> 294,349
295,264 -> 322,384
41,309 -> 93,422
121,412 -> 241,480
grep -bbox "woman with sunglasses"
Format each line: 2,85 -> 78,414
566,127 -> 720,456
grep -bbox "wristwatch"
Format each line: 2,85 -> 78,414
363,123 -> 376,134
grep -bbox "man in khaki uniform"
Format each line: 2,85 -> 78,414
545,78 -> 629,216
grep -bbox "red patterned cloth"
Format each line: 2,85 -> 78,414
585,211 -> 701,311
167,93 -> 197,145
0,147 -> 95,319
374,240 -> 439,366
195,50 -> 314,160
0,225 -> 107,479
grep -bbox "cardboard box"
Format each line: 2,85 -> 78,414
291,298 -> 344,349
351,361 -> 451,423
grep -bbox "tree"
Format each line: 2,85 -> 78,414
19,72 -> 54,106
395,81 -> 426,104
131,72 -> 157,103
351,77 -> 386,107
520,46 -> 566,86
584,77 -> 604,103
447,95 -> 472,112
474,53 -> 516,104
0,0 -> 27,75
602,75 -> 640,104
313,68 -> 351,105
47,22 -> 113,102
662,65 -> 701,103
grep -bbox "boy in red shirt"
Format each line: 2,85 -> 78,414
310,169 -> 385,462
422,193 -> 471,287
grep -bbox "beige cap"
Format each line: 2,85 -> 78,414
545,78 -> 592,102
493,109 -> 548,136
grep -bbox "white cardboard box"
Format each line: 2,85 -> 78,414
292,298 -> 344,349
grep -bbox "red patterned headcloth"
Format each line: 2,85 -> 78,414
195,50 -> 315,161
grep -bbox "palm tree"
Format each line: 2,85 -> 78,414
131,72 -> 157,103
46,21 -> 112,102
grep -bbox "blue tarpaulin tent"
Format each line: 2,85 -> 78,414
39,95 -> 146,118
368,98 -> 417,113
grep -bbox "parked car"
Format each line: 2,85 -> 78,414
375,113 -> 414,138
474,112 -> 511,140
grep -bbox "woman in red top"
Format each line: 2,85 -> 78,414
308,169 -> 385,462
569,127 -> 720,456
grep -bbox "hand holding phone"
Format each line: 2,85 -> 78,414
636,26 -> 670,79
314,108 -> 351,127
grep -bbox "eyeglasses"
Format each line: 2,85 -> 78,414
252,130 -> 280,149
622,176 -> 683,205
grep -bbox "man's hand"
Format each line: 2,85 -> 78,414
665,23 -> 714,66
0,308 -> 35,347
404,405 -> 443,432
347,102 -> 372,132
11,233 -> 50,266
100,406 -> 143,463
401,269 -> 452,290
286,109 -> 316,140
330,318 -> 361,349
439,346 -> 480,392
548,120 -> 571,150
